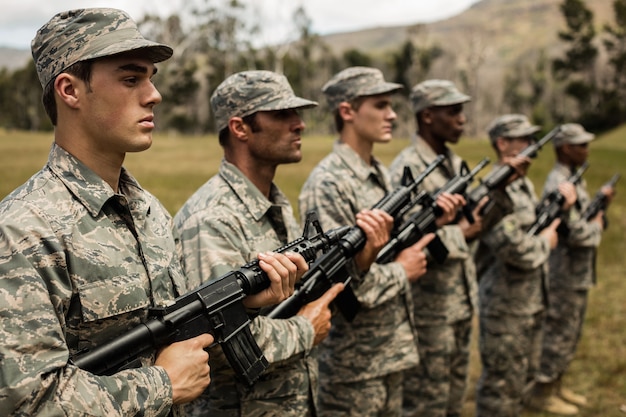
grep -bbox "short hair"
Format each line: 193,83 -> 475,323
333,96 -> 367,132
42,60 -> 93,126
217,112 -> 260,147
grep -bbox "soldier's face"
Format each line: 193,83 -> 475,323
247,109 -> 306,165
562,142 -> 589,166
498,136 -> 533,158
77,54 -> 162,157
425,104 -> 466,144
349,94 -> 397,144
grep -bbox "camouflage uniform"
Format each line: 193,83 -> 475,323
175,70 -> 319,417
0,8 -> 180,416
538,126 -> 602,386
388,80 -> 476,417
0,145 -> 185,416
389,138 -> 477,417
474,115 -> 551,417
299,67 -> 418,417
300,141 -> 419,417
176,161 -> 317,417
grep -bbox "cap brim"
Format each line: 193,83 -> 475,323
569,132 -> 595,144
256,96 -> 318,112
84,38 -> 173,63
433,93 -> 472,107
509,125 -> 541,139
361,82 -> 404,97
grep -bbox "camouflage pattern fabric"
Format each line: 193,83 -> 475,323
210,70 -> 317,132
298,141 -> 419,416
401,319 -> 472,417
31,8 -> 172,89
321,66 -> 403,110
409,80 -> 471,114
486,114 -> 541,144
477,311 -> 544,417
175,160 -> 316,417
0,143 -> 185,416
474,172 -> 552,417
537,163 -> 602,383
388,135 -> 477,417
318,371 -> 403,417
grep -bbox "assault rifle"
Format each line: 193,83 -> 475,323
467,125 -> 561,214
70,212 -> 349,387
583,173 -> 620,227
376,157 -> 490,265
527,162 -> 589,236
267,155 -> 446,321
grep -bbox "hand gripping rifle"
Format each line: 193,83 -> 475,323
70,212 -> 349,386
583,173 -> 620,227
467,125 -> 562,214
376,157 -> 490,265
527,162 -> 589,236
266,155 -> 447,321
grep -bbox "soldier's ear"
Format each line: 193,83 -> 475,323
228,117 -> 249,143
54,73 -> 80,109
495,137 -> 508,155
338,102 -> 354,122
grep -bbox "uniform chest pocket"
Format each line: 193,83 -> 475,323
77,274 -> 150,322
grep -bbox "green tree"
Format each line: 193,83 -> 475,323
343,49 -> 372,67
602,0 -> 626,126
552,0 -> 600,127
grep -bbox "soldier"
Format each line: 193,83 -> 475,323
528,124 -> 615,414
387,79 -> 487,417
174,70 -> 344,417
299,67 -> 449,417
474,114 -> 575,417
0,8 -> 215,416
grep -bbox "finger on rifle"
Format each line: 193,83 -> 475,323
316,283 -> 345,308
195,333 -> 215,349
476,196 -> 490,211
412,232 -> 436,251
284,251 -> 309,280
548,218 -> 561,230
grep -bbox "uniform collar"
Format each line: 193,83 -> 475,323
218,159 -> 290,222
333,140 -> 386,183
47,143 -> 150,218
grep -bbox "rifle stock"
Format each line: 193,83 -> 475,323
267,155 -> 447,321
70,212 -> 348,386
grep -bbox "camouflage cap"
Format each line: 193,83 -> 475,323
487,114 -> 541,144
321,66 -> 403,110
211,70 -> 318,132
31,8 -> 173,89
553,123 -> 595,147
410,79 -> 471,114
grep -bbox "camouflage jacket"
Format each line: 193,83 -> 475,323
543,162 -> 602,290
475,172 -> 550,317
174,160 -> 316,417
298,141 -> 418,384
388,135 -> 477,326
0,143 -> 185,417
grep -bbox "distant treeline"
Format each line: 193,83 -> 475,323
1,0 -> 625,136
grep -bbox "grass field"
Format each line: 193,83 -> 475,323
1,127 -> 624,416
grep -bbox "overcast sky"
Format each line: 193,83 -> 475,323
0,0 -> 480,50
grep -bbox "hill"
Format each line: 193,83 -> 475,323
322,0 -> 614,57
320,0 -> 616,134
0,47 -> 30,71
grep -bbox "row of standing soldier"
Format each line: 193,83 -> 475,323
0,7 -> 616,417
